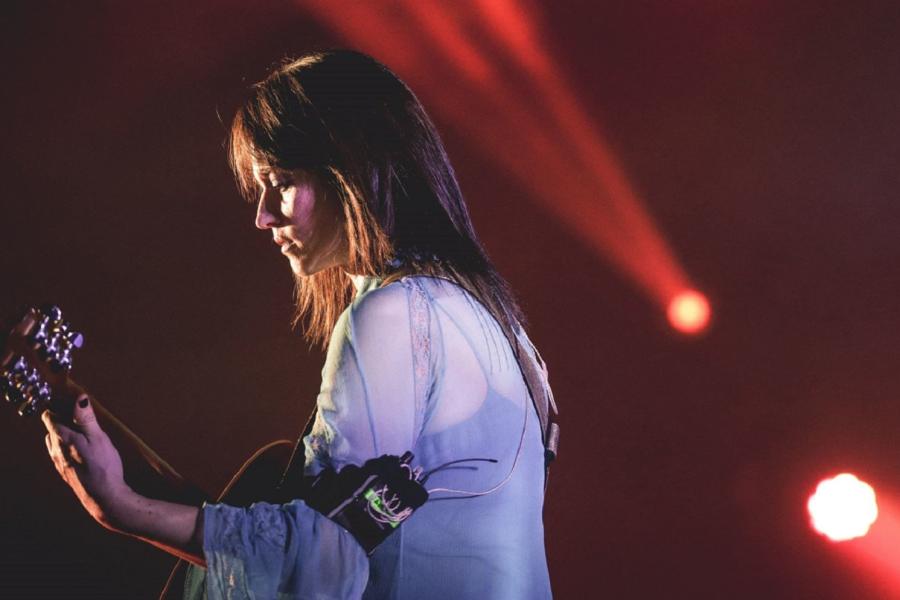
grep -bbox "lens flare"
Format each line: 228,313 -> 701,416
808,473 -> 879,542
667,290 -> 711,334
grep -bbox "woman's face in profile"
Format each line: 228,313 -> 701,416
252,160 -> 348,277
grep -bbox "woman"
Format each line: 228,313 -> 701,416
41,50 -> 557,599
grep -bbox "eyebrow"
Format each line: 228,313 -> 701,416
254,165 -> 291,178
252,167 -> 277,183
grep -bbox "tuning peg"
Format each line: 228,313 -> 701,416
68,332 -> 84,349
55,347 -> 73,370
3,381 -> 23,406
32,319 -> 49,342
55,329 -> 83,371
47,306 -> 62,323
11,356 -> 28,374
18,398 -> 38,417
35,382 -> 51,404
0,376 -> 14,403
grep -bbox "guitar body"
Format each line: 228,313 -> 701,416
159,439 -> 295,600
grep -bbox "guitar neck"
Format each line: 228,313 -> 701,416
2,305 -> 208,506
89,397 -> 210,506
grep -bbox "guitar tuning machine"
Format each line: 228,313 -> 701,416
1,305 -> 83,418
33,319 -> 49,343
1,379 -> 22,406
30,306 -> 83,374
1,363 -> 26,408
36,381 -> 51,402
68,331 -> 84,349
0,363 -> 50,416
11,357 -> 27,374
18,397 -> 39,417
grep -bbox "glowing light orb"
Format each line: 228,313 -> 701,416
807,473 -> 878,542
667,290 -> 711,334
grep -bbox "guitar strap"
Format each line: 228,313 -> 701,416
274,406 -> 318,501
512,326 -> 560,482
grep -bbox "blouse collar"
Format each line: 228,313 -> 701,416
349,274 -> 383,296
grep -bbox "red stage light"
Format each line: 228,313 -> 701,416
808,474 -> 879,542
301,0 -> 701,317
667,290 -> 711,334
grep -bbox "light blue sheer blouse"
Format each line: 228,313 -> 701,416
199,275 -> 553,599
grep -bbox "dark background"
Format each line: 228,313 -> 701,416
2,1 -> 900,598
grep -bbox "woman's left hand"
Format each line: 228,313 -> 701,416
42,394 -> 130,530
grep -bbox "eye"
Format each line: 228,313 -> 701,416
270,178 -> 293,193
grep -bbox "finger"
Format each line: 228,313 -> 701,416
45,428 -> 64,459
41,409 -> 62,436
45,432 -> 69,472
54,420 -> 81,447
42,410 -> 78,443
43,411 -> 86,459
71,394 -> 101,438
42,406 -> 87,439
45,432 -> 62,471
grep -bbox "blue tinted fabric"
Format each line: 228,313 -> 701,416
201,276 -> 552,599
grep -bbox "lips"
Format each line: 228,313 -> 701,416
274,236 -> 298,256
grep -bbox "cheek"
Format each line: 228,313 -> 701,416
286,196 -> 316,235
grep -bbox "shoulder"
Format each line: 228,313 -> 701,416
348,279 -> 409,324
341,275 -> 468,342
349,275 -> 458,317
338,279 -> 417,349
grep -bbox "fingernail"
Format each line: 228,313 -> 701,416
78,398 -> 89,408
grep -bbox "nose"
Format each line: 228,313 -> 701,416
255,190 -> 279,230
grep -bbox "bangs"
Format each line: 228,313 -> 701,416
228,74 -> 331,205
227,71 -> 329,203
228,110 -> 260,204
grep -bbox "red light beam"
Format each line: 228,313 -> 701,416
301,0 -> 706,328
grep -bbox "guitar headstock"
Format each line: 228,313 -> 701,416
1,306 -> 84,417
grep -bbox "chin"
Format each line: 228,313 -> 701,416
288,249 -> 346,278
290,264 -> 313,278
289,255 -> 321,278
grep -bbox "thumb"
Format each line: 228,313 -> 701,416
72,394 -> 102,437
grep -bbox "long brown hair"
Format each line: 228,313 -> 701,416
229,50 -> 525,349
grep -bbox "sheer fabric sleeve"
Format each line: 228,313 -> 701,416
202,280 -> 430,599
203,499 -> 369,599
305,280 -> 429,473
